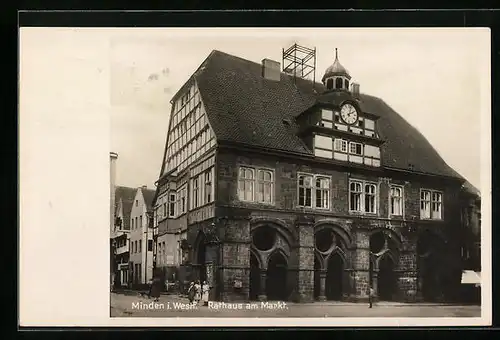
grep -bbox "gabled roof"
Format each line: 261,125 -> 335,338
115,186 -> 136,230
142,188 -> 156,210
193,50 -> 463,180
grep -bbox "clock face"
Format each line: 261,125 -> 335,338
340,103 -> 358,125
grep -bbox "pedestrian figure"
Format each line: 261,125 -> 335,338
150,276 -> 162,302
187,282 -> 195,304
194,280 -> 202,305
201,281 -> 210,306
368,286 -> 375,308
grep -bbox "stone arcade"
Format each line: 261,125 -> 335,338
153,47 -> 468,303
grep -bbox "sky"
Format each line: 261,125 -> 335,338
25,28 -> 488,190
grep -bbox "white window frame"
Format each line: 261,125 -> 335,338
297,173 -> 314,208
334,138 -> 348,152
420,189 -> 443,220
349,179 -> 378,214
314,176 -> 331,210
297,173 -> 331,210
204,168 -> 214,204
389,185 -> 404,216
191,177 -> 200,210
238,167 -> 256,202
169,191 -> 177,218
256,169 -> 274,204
178,185 -> 187,215
420,189 -> 431,219
349,142 -> 363,156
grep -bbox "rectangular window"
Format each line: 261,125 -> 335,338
192,177 -> 200,208
298,174 -> 313,207
315,177 -> 330,209
349,142 -> 363,155
179,185 -> 187,214
139,215 -> 142,228
334,139 -> 348,152
256,169 -> 274,204
349,180 -> 378,214
390,185 -> 403,216
364,184 -> 377,213
420,190 -> 431,219
431,190 -> 443,220
349,181 -> 362,212
238,167 -> 255,202
204,170 -> 213,204
169,192 -> 176,217
135,217 -> 138,229
131,218 -> 134,230
148,240 -> 153,252
163,203 -> 167,218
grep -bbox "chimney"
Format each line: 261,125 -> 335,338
262,59 -> 281,81
110,152 -> 118,232
142,185 -> 147,190
351,83 -> 360,97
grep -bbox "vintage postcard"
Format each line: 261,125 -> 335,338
19,27 -> 491,327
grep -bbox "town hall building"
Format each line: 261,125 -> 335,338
153,45 -> 475,303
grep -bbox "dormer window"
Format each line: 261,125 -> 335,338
345,79 -> 349,89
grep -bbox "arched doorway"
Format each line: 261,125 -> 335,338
266,252 -> 288,301
249,252 -> 260,301
325,253 -> 344,300
378,255 -> 397,301
313,254 -> 321,300
195,233 -> 207,283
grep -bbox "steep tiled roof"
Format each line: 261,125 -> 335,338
142,188 -> 156,210
463,180 -> 480,198
115,186 -> 136,230
194,50 -> 463,180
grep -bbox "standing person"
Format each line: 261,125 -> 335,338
201,281 -> 210,306
187,282 -> 195,304
368,285 -> 375,308
150,276 -> 162,302
194,280 -> 202,306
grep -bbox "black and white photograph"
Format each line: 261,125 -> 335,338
20,27 -> 491,327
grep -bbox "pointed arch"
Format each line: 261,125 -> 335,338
267,247 -> 289,267
315,221 -> 353,248
376,249 -> 398,268
314,249 -> 325,271
326,246 -> 348,267
192,230 -> 206,265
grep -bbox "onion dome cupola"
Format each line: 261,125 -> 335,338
322,48 -> 352,91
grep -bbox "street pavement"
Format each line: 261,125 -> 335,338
110,292 -> 481,318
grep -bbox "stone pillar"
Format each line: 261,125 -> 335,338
220,216 -> 251,301
351,230 -> 371,302
397,235 -> 418,302
295,214 -> 315,302
318,270 -> 327,301
258,270 -> 267,301
372,272 -> 379,299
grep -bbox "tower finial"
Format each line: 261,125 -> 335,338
335,48 -> 338,60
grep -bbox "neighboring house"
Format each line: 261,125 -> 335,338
112,185 -> 137,287
459,180 -> 481,303
129,186 -> 156,287
152,47 -> 473,303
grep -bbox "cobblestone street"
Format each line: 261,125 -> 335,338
110,292 -> 481,318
